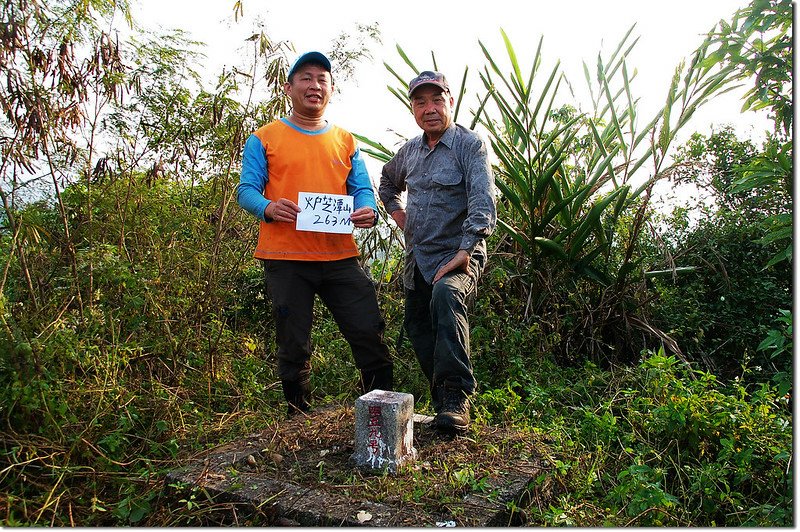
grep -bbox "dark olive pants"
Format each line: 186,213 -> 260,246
263,258 -> 392,382
404,263 -> 479,397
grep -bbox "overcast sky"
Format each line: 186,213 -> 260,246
130,0 -> 771,190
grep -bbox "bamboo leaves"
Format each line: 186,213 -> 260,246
363,23 -> 742,306
478,28 -> 630,287
475,23 -> 740,298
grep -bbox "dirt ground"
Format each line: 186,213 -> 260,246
166,403 -> 554,526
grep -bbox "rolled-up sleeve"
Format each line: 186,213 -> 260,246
237,134 -> 271,221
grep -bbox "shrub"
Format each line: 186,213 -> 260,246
649,208 -> 791,382
481,351 -> 792,526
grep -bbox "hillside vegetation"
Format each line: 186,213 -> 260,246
0,0 -> 791,526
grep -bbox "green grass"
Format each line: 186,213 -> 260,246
1,285 -> 791,526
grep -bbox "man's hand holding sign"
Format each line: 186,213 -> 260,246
349,205 -> 378,229
263,192 -> 375,233
263,197 -> 301,223
296,192 -> 353,234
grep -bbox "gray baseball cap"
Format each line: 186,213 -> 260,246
408,71 -> 450,97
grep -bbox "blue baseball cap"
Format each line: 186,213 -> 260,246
288,51 -> 332,77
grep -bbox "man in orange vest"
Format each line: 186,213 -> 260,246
237,51 -> 392,415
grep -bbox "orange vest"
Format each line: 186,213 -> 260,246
252,120 -> 360,261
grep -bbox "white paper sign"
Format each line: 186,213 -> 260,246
295,192 -> 354,234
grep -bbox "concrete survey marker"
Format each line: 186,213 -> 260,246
351,389 -> 417,473
164,404 -> 551,526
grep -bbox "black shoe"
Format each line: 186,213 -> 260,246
434,385 -> 470,435
282,378 -> 311,416
360,365 -> 394,394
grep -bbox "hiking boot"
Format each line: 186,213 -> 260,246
282,377 -> 311,416
430,385 -> 442,413
434,385 -> 470,435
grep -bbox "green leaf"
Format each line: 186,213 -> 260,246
452,66 -> 469,123
534,237 -> 568,260
395,44 -> 419,74
568,187 -> 627,260
659,64 -> 681,154
498,218 -> 532,254
353,133 -> 395,163
500,28 -> 524,91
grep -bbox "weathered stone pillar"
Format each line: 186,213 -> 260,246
351,389 -> 417,473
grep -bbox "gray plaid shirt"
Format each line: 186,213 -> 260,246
379,123 -> 497,289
